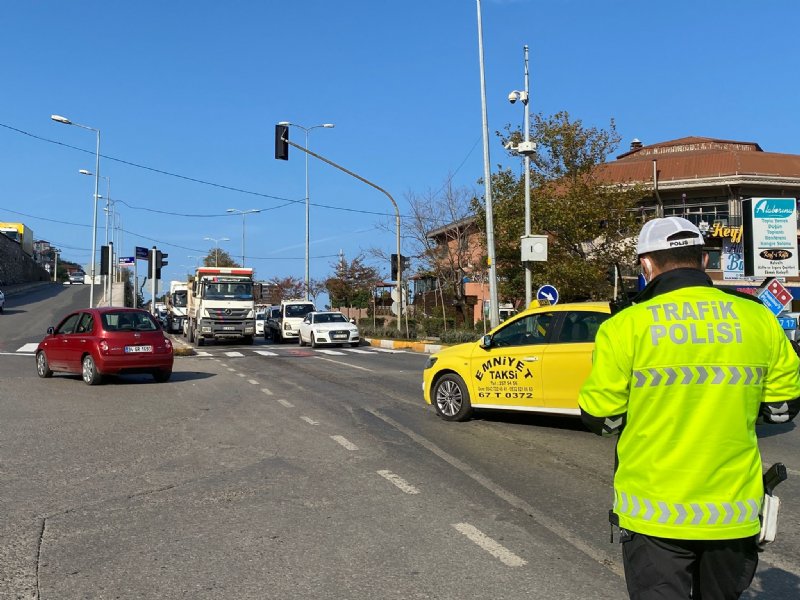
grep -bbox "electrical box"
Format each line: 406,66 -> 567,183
521,235 -> 548,262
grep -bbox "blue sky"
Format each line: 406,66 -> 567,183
2,1 -> 799,302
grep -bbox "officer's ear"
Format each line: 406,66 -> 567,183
702,252 -> 709,270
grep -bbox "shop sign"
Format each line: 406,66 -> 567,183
708,223 -> 742,243
743,198 -> 799,278
722,238 -> 744,280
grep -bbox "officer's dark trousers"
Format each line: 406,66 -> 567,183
621,532 -> 758,599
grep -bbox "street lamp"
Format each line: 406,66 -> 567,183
277,121 -> 335,300
226,208 -> 262,267
81,169 -> 114,304
204,236 -> 230,267
53,114 -> 101,307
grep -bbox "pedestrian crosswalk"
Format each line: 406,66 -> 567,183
191,346 -> 409,358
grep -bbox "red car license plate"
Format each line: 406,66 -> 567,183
125,345 -> 153,353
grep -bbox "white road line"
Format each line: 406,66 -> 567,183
225,351 -> 244,357
0,352 -> 33,357
372,348 -> 407,354
331,435 -> 358,451
300,416 -> 319,425
367,408 -> 624,578
453,523 -> 526,567
276,399 -> 294,408
343,348 -> 373,354
237,373 -> 246,378
254,350 -> 279,357
17,343 -> 39,353
316,349 -> 345,355
195,351 -> 212,357
247,379 -> 259,385
227,367 -> 236,372
261,387 -> 273,396
377,470 -> 420,494
315,356 -> 374,372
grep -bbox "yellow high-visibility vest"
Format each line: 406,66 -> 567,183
579,285 -> 800,539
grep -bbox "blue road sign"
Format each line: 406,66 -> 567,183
537,284 -> 559,305
135,246 -> 149,260
119,256 -> 135,266
758,289 -> 784,316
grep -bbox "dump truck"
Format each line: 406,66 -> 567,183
0,222 -> 34,256
166,280 -> 189,334
186,267 -> 256,346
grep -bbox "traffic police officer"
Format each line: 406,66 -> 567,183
579,216 -> 800,599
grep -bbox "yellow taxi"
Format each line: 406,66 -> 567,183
423,300 -> 611,421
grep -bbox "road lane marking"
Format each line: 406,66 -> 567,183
315,356 -> 373,372
377,470 -> 420,494
225,351 -> 244,357
237,373 -> 246,377
331,435 -> 358,451
248,379 -> 259,385
453,523 -> 526,567
316,349 -> 345,355
254,350 -> 279,357
261,387 -> 273,396
0,351 -> 34,356
343,348 -> 372,354
367,408 -> 623,578
300,416 -> 319,425
17,343 -> 39,353
227,368 -> 236,372
195,351 -> 212,357
276,399 -> 294,408
372,348 -> 407,354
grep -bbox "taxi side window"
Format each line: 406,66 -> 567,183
556,311 -> 610,343
492,312 -> 553,347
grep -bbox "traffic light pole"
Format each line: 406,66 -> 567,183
278,135 -> 404,333
150,246 -> 157,315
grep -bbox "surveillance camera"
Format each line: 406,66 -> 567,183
508,91 -> 519,104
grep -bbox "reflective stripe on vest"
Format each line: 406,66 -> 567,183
614,490 -> 760,526
632,365 -> 764,388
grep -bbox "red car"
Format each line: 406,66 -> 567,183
35,307 -> 174,385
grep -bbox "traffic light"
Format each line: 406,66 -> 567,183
275,124 -> 289,160
100,245 -> 110,275
390,254 -> 410,281
155,250 -> 168,279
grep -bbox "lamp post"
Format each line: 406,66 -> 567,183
188,255 -> 203,268
80,170 -> 114,303
53,114 -> 100,307
53,249 -> 61,282
226,208 -> 262,267
204,236 -> 230,267
277,121 -> 335,300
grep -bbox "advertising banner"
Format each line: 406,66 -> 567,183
742,198 -> 799,277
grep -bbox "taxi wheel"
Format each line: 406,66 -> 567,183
433,374 -> 472,421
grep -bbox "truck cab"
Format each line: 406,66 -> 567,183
186,268 -> 257,346
269,300 -> 316,343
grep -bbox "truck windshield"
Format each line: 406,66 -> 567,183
205,282 -> 253,300
172,291 -> 188,307
285,304 -> 315,318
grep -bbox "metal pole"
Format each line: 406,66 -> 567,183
53,251 -> 59,282
523,45 -> 533,307
280,137 -> 403,331
90,129 -> 100,308
241,213 -> 246,266
108,242 -> 114,307
476,0 -> 500,328
305,129 -> 310,301
150,246 -> 156,315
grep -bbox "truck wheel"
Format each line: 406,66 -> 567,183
275,330 -> 282,344
187,322 -> 194,343
244,335 -> 254,345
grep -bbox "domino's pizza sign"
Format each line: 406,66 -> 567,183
742,198 -> 799,278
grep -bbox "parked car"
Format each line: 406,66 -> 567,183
0,289 -> 4,312
298,311 -> 360,348
422,300 -> 611,421
35,307 -> 174,385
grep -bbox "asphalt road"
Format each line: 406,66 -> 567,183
1,285 -> 799,598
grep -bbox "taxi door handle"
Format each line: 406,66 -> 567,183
523,356 -> 538,362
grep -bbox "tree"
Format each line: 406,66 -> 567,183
481,111 -> 643,302
203,247 -> 240,268
326,253 -> 380,316
403,180 -> 479,323
308,278 -> 327,305
269,276 -> 305,301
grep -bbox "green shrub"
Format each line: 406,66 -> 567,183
439,329 -> 482,345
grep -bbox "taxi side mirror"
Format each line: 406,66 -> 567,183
479,334 -> 492,349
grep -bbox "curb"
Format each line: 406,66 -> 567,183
365,338 -> 443,354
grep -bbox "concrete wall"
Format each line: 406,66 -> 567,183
0,234 -> 50,285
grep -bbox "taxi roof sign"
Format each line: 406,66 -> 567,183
528,299 -> 551,309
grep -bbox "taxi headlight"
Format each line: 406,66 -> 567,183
424,356 -> 438,370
